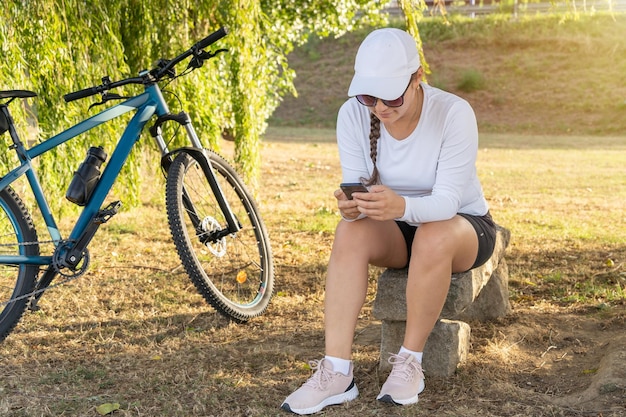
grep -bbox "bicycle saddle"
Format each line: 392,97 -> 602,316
0,90 -> 37,100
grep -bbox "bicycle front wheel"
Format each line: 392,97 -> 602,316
166,150 -> 274,322
0,186 -> 40,342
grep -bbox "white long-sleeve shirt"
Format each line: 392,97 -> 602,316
336,82 -> 489,226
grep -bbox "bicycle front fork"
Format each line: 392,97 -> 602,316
151,112 -> 241,236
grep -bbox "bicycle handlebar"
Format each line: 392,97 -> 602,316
63,87 -> 102,103
195,27 -> 229,54
63,26 -> 229,103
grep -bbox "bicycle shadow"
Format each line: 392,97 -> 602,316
19,309 -> 234,346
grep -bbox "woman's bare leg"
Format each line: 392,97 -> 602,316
402,215 -> 478,352
324,218 -> 408,359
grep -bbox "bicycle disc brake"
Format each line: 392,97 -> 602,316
199,217 -> 227,257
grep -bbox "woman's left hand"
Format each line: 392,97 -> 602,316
352,185 -> 405,221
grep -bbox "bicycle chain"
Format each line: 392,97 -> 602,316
0,239 -> 90,307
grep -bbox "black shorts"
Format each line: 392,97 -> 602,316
395,211 -> 496,271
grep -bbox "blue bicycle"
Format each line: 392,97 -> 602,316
0,27 -> 274,342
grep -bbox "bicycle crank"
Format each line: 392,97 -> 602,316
53,246 -> 90,278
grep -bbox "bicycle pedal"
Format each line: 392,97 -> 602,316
95,200 -> 122,224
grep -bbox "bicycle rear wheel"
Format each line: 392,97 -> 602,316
0,186 -> 40,342
165,150 -> 273,322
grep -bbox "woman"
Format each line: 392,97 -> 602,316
281,27 -> 496,415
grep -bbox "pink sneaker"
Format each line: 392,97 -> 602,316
377,352 -> 425,405
281,359 -> 358,415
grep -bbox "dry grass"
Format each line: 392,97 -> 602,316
0,133 -> 624,416
1,13 -> 626,417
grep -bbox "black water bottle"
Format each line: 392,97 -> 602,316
66,146 -> 107,206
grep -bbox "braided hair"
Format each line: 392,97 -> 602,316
362,114 -> 381,186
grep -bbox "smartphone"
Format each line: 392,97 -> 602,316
340,182 -> 368,200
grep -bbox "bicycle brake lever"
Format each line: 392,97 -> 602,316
188,49 -> 228,70
87,93 -> 127,111
203,49 -> 228,59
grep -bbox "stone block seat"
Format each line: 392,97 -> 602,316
372,225 -> 511,377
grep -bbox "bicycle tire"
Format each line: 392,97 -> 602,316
165,150 -> 274,322
0,186 -> 40,342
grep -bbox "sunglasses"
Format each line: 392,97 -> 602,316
355,80 -> 412,108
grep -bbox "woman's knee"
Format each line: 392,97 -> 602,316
333,219 -> 407,266
412,222 -> 450,250
410,218 -> 478,269
334,219 -> 369,246
411,220 -> 465,260
332,220 -> 372,256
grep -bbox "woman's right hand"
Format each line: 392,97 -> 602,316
334,189 -> 362,220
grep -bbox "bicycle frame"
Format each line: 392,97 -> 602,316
0,81 -> 238,272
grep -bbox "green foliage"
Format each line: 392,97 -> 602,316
1,1 -> 134,211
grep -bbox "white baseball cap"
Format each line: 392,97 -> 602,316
348,28 -> 421,100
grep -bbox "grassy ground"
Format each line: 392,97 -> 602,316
1,12 -> 626,417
